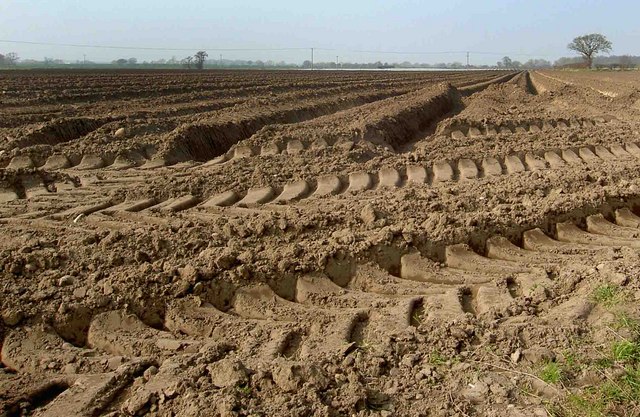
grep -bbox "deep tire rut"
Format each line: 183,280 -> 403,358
2,139 -> 638,220
3,204 -> 640,414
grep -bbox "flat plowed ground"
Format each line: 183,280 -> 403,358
2,69 -> 640,417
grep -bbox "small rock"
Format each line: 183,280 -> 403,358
530,378 -> 561,399
215,253 -> 238,270
122,392 -> 153,416
460,382 -> 489,404
360,204 -> 377,225
343,355 -> 355,366
156,338 -> 184,351
172,280 -> 190,297
143,366 -> 159,381
179,264 -> 199,283
272,362 -> 311,392
332,229 -> 355,244
62,363 -> 78,374
192,282 -> 204,295
73,287 -> 87,299
107,356 -> 126,370
207,358 -> 249,389
236,264 -> 251,279
2,309 -> 23,326
58,275 -> 75,286
102,280 -> 114,295
114,127 -> 126,137
163,386 -> 178,399
522,347 -> 555,364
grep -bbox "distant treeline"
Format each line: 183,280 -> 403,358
2,52 -> 638,70
554,55 -> 639,69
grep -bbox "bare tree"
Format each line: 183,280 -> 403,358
502,56 -> 513,69
194,51 -> 208,70
567,33 -> 612,68
182,56 -> 193,69
5,52 -> 19,66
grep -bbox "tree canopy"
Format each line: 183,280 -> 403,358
0,52 -> 19,67
194,51 -> 208,70
568,34 -> 612,68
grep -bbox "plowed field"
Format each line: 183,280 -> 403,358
2,69 -> 640,417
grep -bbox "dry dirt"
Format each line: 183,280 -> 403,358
2,69 -> 640,416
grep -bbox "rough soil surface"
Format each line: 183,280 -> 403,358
2,69 -> 640,417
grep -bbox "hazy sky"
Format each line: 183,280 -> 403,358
1,0 -> 638,65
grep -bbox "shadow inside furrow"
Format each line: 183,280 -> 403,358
158,91 -> 402,163
10,117 -> 113,149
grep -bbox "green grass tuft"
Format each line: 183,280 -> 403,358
429,352 -> 448,366
612,341 -> 640,363
615,312 -> 640,337
540,361 -> 563,384
236,384 -> 252,395
592,284 -> 622,307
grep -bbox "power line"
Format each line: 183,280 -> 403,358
0,38 -> 554,58
315,47 -> 553,57
0,39 -> 308,52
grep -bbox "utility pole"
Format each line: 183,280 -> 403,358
219,54 -> 223,68
83,54 -> 86,66
311,48 -> 314,71
336,56 -> 339,70
466,52 -> 470,68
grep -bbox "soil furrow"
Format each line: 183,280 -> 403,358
2,203 -> 639,415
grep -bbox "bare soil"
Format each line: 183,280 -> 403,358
2,69 -> 640,417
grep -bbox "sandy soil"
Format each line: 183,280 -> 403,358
2,69 -> 640,416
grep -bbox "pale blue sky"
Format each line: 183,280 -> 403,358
1,0 -> 638,64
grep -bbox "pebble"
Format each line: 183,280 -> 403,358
156,338 -> 184,351
62,363 -> 78,374
1,309 -> 23,326
193,282 -> 204,295
179,264 -> 198,283
107,356 -> 126,370
58,275 -> 75,286
73,287 -> 87,299
215,253 -> 238,270
114,127 -> 126,137
144,366 -> 159,381
360,204 -> 377,225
